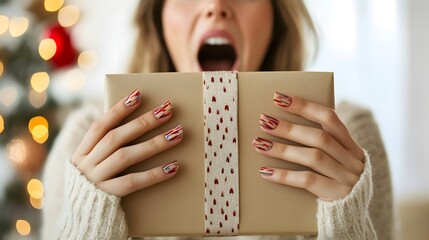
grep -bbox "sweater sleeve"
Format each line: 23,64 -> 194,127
56,159 -> 128,239
315,101 -> 393,240
41,102 -> 128,240
316,151 -> 377,240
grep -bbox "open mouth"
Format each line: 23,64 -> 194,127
198,37 -> 238,71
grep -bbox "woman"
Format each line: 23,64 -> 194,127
42,0 -> 392,239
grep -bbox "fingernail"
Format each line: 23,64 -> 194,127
252,137 -> 273,151
154,101 -> 173,119
125,89 -> 141,107
163,161 -> 179,174
165,125 -> 183,141
274,92 -> 292,107
260,167 -> 274,176
259,113 -> 279,130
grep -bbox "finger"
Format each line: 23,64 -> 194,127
273,92 -> 364,160
259,167 -> 352,201
74,89 -> 141,159
259,113 -> 364,175
89,125 -> 183,182
252,138 -> 359,186
97,161 -> 179,197
86,101 -> 173,166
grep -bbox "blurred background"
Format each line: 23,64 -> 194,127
0,0 -> 427,239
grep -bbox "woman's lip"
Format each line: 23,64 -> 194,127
232,60 -> 239,71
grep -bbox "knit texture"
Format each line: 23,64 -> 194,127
57,159 -> 128,239
42,103 -> 101,239
41,101 -> 392,240
317,150 -> 376,240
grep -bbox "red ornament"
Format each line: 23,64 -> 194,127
44,25 -> 77,69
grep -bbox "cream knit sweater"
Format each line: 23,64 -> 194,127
42,101 -> 392,240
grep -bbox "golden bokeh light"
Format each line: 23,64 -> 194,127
30,195 -> 44,209
7,135 -> 47,178
66,69 -> 86,91
0,60 -> 4,77
0,86 -> 18,107
0,114 -> 4,134
27,179 -> 44,200
58,5 -> 80,27
44,0 -> 64,12
7,138 -> 28,166
0,15 -> 9,35
28,116 -> 48,133
9,17 -> 29,37
78,50 -> 98,70
29,89 -> 48,108
28,116 -> 49,144
16,220 -> 31,236
32,125 -> 49,144
30,72 -> 50,93
39,38 -> 57,60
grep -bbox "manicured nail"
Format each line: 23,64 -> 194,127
124,89 -> 141,107
154,101 -> 173,119
162,161 -> 179,174
165,125 -> 183,141
252,137 -> 273,151
259,113 -> 279,130
274,92 -> 292,107
260,167 -> 274,176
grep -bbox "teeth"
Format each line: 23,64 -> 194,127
204,37 -> 230,45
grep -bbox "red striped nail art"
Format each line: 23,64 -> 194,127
162,161 -> 179,174
259,113 -> 279,130
260,167 -> 274,176
165,125 -> 183,141
124,89 -> 141,107
154,101 -> 173,119
252,137 -> 273,151
274,92 -> 292,107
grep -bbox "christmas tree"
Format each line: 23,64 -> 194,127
0,0 -> 92,238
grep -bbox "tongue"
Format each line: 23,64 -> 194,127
200,59 -> 234,71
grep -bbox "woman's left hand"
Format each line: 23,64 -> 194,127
253,92 -> 365,201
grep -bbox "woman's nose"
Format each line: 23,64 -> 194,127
203,0 -> 232,20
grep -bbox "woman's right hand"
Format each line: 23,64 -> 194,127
71,89 -> 183,197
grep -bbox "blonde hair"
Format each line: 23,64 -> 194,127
128,0 -> 317,73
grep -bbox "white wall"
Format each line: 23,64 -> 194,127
306,0 -> 407,198
404,0 -> 429,198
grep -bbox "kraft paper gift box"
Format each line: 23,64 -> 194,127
104,71 -> 334,237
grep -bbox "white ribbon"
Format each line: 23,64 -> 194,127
203,71 -> 240,236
